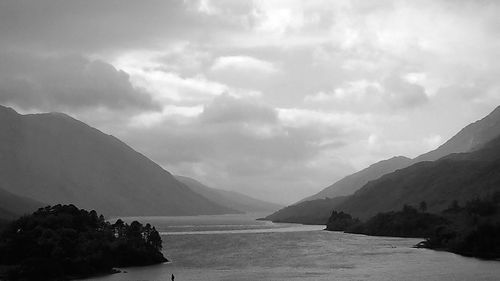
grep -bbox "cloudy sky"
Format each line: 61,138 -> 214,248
1,0 -> 499,204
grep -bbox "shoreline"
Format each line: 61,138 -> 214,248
264,218 -> 500,262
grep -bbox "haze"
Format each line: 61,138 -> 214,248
1,0 -> 499,204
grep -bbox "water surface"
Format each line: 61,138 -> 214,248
92,213 -> 500,281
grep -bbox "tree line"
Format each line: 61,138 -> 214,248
0,204 -> 167,280
326,194 -> 500,259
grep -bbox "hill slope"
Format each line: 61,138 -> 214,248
303,106 -> 500,202
414,105 -> 500,162
0,187 -> 43,220
267,105 -> 500,224
175,176 -> 282,213
336,135 -> 500,220
263,197 -> 347,225
0,105 -> 235,216
301,156 -> 412,202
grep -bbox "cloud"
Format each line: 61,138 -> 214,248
1,0 -> 500,203
0,52 -> 158,112
0,1 -> 205,53
115,95 -> 361,203
304,76 -> 428,113
211,56 -> 278,74
113,50 -> 265,106
384,75 -> 429,108
200,94 -> 277,124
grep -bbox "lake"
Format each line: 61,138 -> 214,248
90,213 -> 500,281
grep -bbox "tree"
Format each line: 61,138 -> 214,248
0,205 -> 167,280
113,219 -> 125,238
148,227 -> 162,251
419,201 -> 428,213
444,200 -> 461,213
326,210 -> 360,231
402,204 -> 418,214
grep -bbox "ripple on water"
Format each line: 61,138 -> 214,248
91,214 -> 500,281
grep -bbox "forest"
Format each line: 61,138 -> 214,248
326,194 -> 500,259
0,204 -> 167,280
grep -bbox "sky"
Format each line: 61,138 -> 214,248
1,0 -> 500,204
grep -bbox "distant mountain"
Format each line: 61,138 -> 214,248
335,134 -> 500,220
303,106 -> 500,203
266,105 -> 500,224
301,156 -> 412,202
262,197 -> 347,225
0,187 -> 43,220
175,176 -> 282,213
0,105 -> 236,216
414,105 -> 500,162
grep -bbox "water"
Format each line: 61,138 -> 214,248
90,213 -> 500,281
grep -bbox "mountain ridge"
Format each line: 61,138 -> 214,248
0,105 -> 236,216
300,156 -> 412,203
175,175 -> 282,213
301,106 -> 500,203
264,105 -> 500,223
336,133 -> 500,220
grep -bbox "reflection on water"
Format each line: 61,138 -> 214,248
92,213 -> 500,281
160,224 -> 324,235
112,213 -> 283,233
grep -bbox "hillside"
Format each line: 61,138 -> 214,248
262,197 -> 347,225
335,135 -> 500,220
0,105 -> 235,216
266,105 -> 500,224
414,105 -> 500,162
175,176 -> 282,213
301,156 -> 412,202
0,187 -> 43,220
303,106 -> 500,203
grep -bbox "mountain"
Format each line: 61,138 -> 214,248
266,105 -> 500,224
0,105 -> 236,216
262,197 -> 347,225
0,187 -> 43,220
175,176 -> 282,213
335,134 -> 500,220
303,106 -> 500,202
301,156 -> 412,202
413,105 -> 500,162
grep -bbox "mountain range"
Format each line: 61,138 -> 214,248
3,102 -> 499,222
0,105 -> 276,217
265,105 -> 500,223
175,176 -> 282,213
300,156 -> 412,202
304,106 -> 500,201
336,133 -> 500,219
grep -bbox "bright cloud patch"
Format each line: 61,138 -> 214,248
211,56 -> 279,74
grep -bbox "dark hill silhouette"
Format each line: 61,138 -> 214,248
300,156 -> 412,202
262,197 -> 347,225
414,105 -> 500,162
0,105 -> 235,216
175,176 -> 282,213
0,187 -> 43,220
266,105 -> 500,224
336,134 -> 500,220
303,106 -> 500,202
